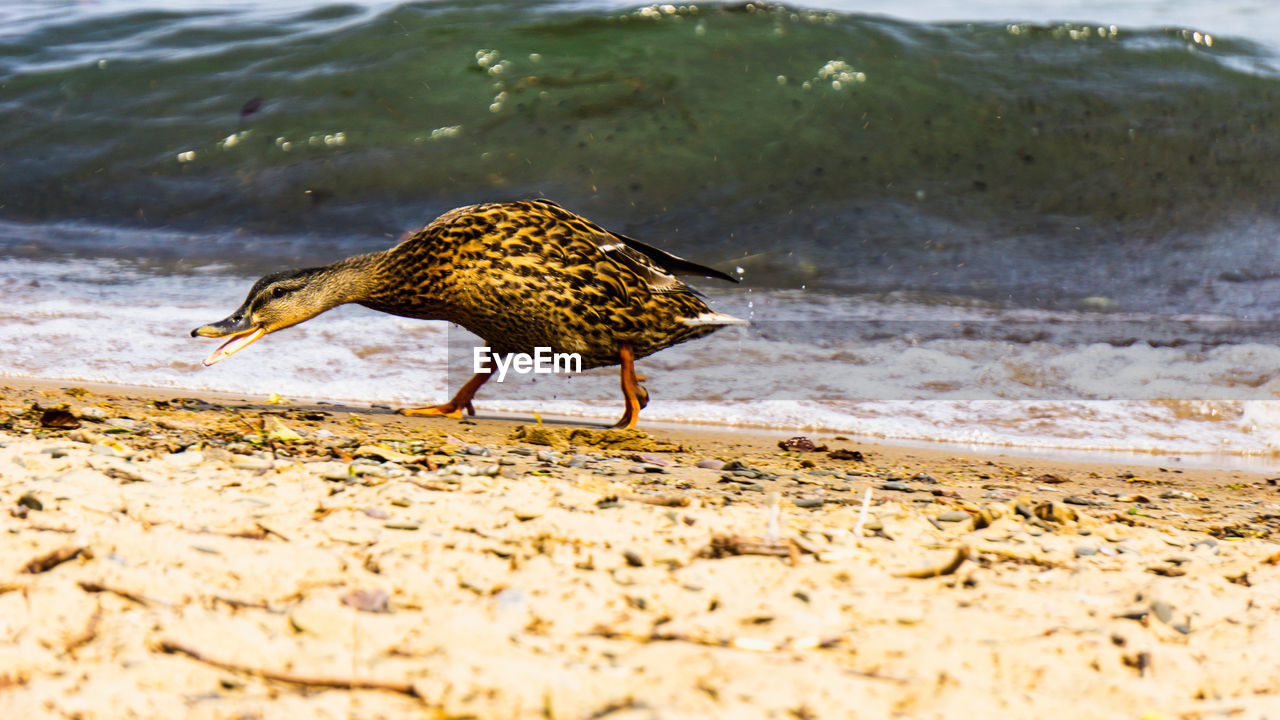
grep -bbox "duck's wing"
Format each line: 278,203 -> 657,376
594,238 -> 694,295
608,232 -> 740,283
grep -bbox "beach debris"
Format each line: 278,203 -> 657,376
619,493 -> 690,507
826,448 -> 864,461
508,425 -> 680,452
39,407 -> 81,429
1035,473 -> 1069,484
696,458 -> 727,470
340,588 -> 391,613
21,544 -> 91,574
853,487 -> 874,538
17,492 -> 43,511
896,546 -> 968,579
778,436 -> 827,452
1033,501 -> 1078,524
77,580 -> 154,607
156,640 -> 421,699
262,416 -> 302,442
699,534 -> 800,564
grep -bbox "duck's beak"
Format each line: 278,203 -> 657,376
191,316 -> 266,366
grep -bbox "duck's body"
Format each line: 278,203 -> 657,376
193,199 -> 742,427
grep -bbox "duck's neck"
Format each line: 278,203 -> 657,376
316,251 -> 386,307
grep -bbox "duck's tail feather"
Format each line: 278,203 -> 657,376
680,311 -> 749,327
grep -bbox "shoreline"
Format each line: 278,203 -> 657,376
3,378 -> 1280,717
4,374 -> 1278,475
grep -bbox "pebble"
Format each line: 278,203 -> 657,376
17,492 -> 43,511
494,587 -> 528,612
76,407 -> 107,420
632,452 -> 670,467
936,511 -> 971,523
1075,546 -> 1098,557
39,447 -> 70,458
879,481 -> 913,492
1064,495 -> 1108,506
464,445 -> 490,456
793,497 -> 826,509
1161,490 -> 1199,501
508,448 -> 532,456
912,473 -> 938,483
629,465 -> 648,474
481,464 -> 500,476
536,450 -> 558,463
1150,599 -> 1175,624
696,459 -> 726,470
106,417 -> 138,430
622,549 -> 645,567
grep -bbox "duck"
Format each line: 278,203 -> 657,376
191,199 -> 744,428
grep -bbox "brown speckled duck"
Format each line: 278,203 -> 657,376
191,199 -> 744,428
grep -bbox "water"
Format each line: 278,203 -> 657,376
4,0 -> 1280,464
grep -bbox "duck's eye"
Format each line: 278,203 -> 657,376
271,287 -> 287,299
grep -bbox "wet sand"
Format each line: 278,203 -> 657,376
2,379 -> 1279,719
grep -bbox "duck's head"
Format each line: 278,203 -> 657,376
191,267 -> 332,366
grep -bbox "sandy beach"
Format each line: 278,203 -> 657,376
2,378 -> 1279,719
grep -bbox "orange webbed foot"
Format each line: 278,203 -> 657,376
397,400 -> 475,419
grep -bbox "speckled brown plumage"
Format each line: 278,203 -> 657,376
192,199 -> 742,427
358,199 -> 737,367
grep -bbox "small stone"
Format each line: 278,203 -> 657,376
623,549 -> 645,567
794,497 -> 825,509
641,463 -> 667,474
696,458 -> 726,470
912,473 -> 938,483
76,407 -> 107,421
1160,490 -> 1199,501
383,522 -> 420,531
632,452 -> 670,467
464,445 -> 490,456
494,588 -> 527,612
481,464 -> 500,476
106,417 -> 138,430
536,450 -> 558,463
879,481 -> 913,492
1171,621 -> 1192,635
1150,599 -> 1175,624
1075,546 -> 1098,557
340,588 -> 390,613
361,508 -> 390,519
629,465 -> 648,474
17,492 -> 43,511
1064,495 -> 1107,506
936,510 -> 971,523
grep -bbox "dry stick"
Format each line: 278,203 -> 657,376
21,545 -> 91,574
77,580 -> 155,607
619,493 -> 690,507
155,640 -> 422,699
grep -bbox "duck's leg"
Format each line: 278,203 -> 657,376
399,369 -> 493,418
611,343 -> 647,429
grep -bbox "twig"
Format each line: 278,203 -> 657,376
620,493 -> 690,507
62,602 -> 102,658
155,640 -> 422,699
896,546 -> 968,579
699,535 -> 800,564
21,545 -> 92,574
77,580 -> 155,607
